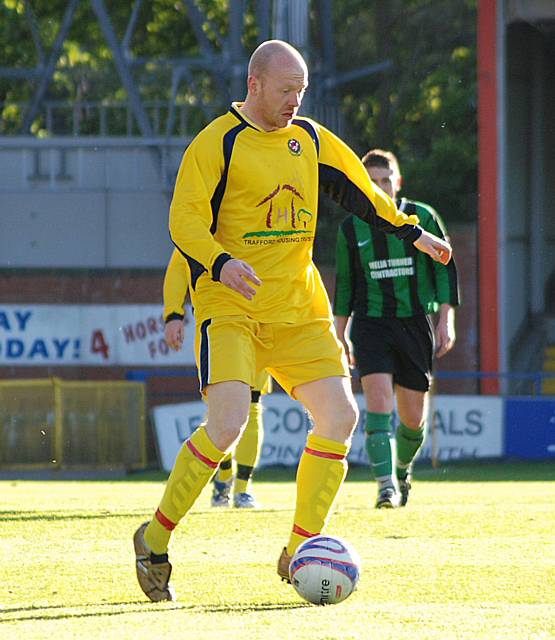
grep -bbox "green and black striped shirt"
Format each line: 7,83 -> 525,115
334,199 -> 460,318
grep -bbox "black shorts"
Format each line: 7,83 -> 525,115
349,315 -> 434,392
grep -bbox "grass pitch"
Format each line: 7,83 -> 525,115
1,461 -> 554,640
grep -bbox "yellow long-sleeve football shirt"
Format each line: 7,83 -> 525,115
169,103 -> 421,324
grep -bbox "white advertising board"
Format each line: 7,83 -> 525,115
0,304 -> 197,366
151,394 -> 504,472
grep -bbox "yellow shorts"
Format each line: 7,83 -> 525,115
256,371 -> 272,395
194,315 -> 349,397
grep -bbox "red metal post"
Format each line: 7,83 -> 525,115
477,0 -> 500,394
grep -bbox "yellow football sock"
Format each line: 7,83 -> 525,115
217,454 -> 233,483
144,426 -> 225,554
234,401 -> 263,494
286,434 -> 348,556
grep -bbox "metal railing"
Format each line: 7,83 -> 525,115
1,99 -> 347,139
1,100 -> 208,137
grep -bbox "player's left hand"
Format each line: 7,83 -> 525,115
413,230 -> 452,265
435,320 -> 456,358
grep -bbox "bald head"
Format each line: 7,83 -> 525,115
248,40 -> 307,79
240,39 -> 308,131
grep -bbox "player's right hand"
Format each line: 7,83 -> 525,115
220,259 -> 262,300
165,319 -> 185,351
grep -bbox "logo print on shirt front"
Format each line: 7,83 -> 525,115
241,184 -> 314,245
288,138 -> 302,156
369,257 -> 415,280
256,184 -> 310,229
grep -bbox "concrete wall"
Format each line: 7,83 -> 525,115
0,138 -> 187,268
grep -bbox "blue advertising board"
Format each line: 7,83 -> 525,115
505,398 -> 555,459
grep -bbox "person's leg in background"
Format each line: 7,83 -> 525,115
361,372 -> 399,508
395,386 -> 428,506
393,316 -> 434,506
233,389 -> 264,508
212,372 -> 269,509
211,454 -> 234,507
350,317 -> 399,508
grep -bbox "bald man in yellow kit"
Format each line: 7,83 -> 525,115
133,39 -> 452,602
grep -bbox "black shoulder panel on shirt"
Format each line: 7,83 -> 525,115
319,163 -> 377,222
292,119 -> 320,155
320,164 -> 422,241
210,122 -> 248,233
173,242 -> 207,291
228,105 -> 258,129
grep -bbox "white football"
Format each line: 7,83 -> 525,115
289,535 -> 361,605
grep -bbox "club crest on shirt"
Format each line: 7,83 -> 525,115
287,138 -> 302,156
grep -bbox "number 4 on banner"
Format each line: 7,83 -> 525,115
91,330 -> 110,360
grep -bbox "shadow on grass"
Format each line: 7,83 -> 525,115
254,461 -> 555,483
2,461 -> 553,485
0,509 -> 150,523
0,506 -> 296,523
346,461 -> 555,483
0,599 -> 309,623
252,461 -> 555,483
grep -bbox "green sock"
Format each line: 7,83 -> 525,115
365,412 -> 394,485
396,422 -> 425,479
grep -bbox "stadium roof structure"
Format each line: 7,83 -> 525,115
0,0 -> 391,140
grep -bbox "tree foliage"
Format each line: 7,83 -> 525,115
330,0 -> 477,222
0,0 -> 476,230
